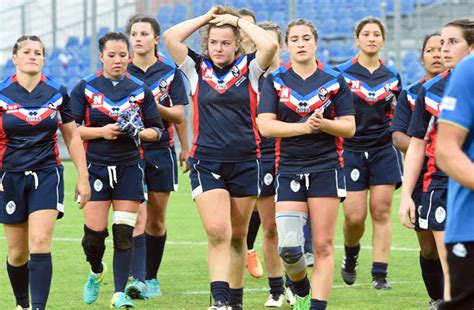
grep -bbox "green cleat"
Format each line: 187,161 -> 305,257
83,262 -> 107,304
110,292 -> 134,308
125,278 -> 149,300
293,294 -> 311,310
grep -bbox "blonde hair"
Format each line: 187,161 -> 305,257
200,5 -> 244,58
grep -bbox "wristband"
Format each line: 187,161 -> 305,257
236,17 -> 241,28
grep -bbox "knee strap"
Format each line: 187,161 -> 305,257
112,224 -> 134,251
276,211 -> 307,274
82,225 -> 108,257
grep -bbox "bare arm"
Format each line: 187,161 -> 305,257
436,122 -> 474,190
78,123 -> 121,141
392,131 -> 411,153
163,8 -> 217,66
398,137 -> 427,228
157,104 -> 185,124
59,122 -> 91,209
257,112 -> 318,138
317,114 -> 355,138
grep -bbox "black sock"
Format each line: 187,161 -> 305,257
292,276 -> 310,297
82,225 -> 108,274
229,287 -> 243,306
311,298 -> 328,309
145,232 -> 167,280
29,253 -> 52,310
6,260 -> 29,308
371,262 -> 388,277
285,273 -> 293,288
113,249 -> 133,292
420,254 -> 444,300
210,281 -> 229,304
268,277 -> 284,296
130,234 -> 146,281
247,211 -> 260,250
344,244 -> 360,259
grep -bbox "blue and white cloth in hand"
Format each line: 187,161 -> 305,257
117,107 -> 144,147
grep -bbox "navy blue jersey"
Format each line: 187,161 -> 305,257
257,76 -> 276,160
179,49 -> 265,162
0,75 -> 73,171
70,72 -> 161,166
258,62 -> 355,174
336,58 -> 401,151
127,57 -> 188,150
408,70 -> 451,191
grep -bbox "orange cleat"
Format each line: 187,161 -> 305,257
247,250 -> 264,278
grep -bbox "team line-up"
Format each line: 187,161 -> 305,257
1,5 -> 473,310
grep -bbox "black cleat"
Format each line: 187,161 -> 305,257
229,303 -> 243,310
372,274 -> 392,290
341,255 -> 358,285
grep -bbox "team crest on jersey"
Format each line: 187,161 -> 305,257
383,82 -> 391,93
47,102 -> 58,119
158,79 -> 168,92
91,94 -> 104,108
278,86 -> 291,102
128,95 -> 138,107
318,87 -> 329,101
231,65 -> 240,78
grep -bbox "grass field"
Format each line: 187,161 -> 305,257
0,161 -> 429,309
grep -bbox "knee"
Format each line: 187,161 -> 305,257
7,248 -> 29,266
113,224 -> 134,251
82,225 -> 109,255
370,206 -> 391,223
230,226 -> 248,252
420,244 -> 439,260
345,213 -> 366,227
312,240 -> 334,259
263,224 -> 278,240
146,218 -> 166,235
207,224 -> 231,247
279,246 -> 306,274
29,234 -> 52,253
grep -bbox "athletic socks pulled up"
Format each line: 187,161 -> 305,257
420,254 -> 444,300
7,260 -> 29,308
210,281 -> 229,305
29,253 -> 52,310
145,232 -> 167,280
130,234 -> 146,281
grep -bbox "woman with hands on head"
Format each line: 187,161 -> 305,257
257,19 -> 355,309
70,31 -> 163,309
163,5 -> 277,309
0,35 -> 90,310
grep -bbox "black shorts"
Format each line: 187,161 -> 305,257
144,147 -> 178,193
260,160 -> 276,197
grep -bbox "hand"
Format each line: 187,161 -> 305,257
399,195 -> 416,229
179,149 -> 190,173
101,124 -> 121,140
313,111 -> 325,131
205,6 -> 220,21
209,14 -> 240,27
302,113 -> 320,134
75,177 -> 91,209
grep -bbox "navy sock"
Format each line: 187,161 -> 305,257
371,262 -> 388,277
303,218 -> 313,253
311,298 -> 328,309
420,254 -> 444,300
229,287 -> 243,306
130,234 -> 146,281
145,232 -> 166,280
268,277 -> 284,296
247,211 -> 260,250
6,260 -> 29,308
113,249 -> 133,292
344,244 -> 360,259
29,253 -> 52,310
292,276 -> 310,297
285,273 -> 293,288
210,281 -> 229,304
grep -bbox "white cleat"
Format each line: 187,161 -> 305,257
264,293 -> 284,307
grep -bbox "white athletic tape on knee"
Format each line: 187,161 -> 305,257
112,211 -> 138,227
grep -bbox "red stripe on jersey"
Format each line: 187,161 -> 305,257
190,85 -> 200,157
249,84 -> 261,158
139,144 -> 144,159
168,125 -> 174,147
275,138 -> 281,174
53,132 -> 61,165
423,155 -> 437,192
83,107 -> 91,153
0,112 -> 7,169
11,75 -> 18,83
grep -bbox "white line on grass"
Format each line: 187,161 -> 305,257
0,236 -> 419,251
182,281 -> 414,295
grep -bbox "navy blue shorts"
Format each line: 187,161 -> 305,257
261,160 -> 276,197
144,147 -> 178,193
0,166 -> 64,224
188,158 -> 262,199
275,168 -> 346,202
413,179 -> 425,231
418,188 -> 447,231
88,162 -> 145,202
343,146 -> 403,191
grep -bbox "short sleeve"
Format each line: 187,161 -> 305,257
169,69 -> 188,106
408,87 -> 430,139
70,80 -> 87,125
390,89 -> 412,133
142,86 -> 161,121
333,74 -> 355,117
257,74 -> 279,115
58,86 -> 74,124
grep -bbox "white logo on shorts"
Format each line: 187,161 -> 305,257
6,201 -> 16,215
435,206 -> 446,223
350,169 -> 360,182
211,173 -> 221,180
264,173 -> 273,186
93,179 -> 103,192
290,180 -> 300,192
453,243 -> 467,258
417,205 -> 422,216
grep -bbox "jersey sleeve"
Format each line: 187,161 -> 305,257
178,48 -> 199,96
394,73 -> 402,100
58,86 -> 74,124
439,57 -> 474,132
169,69 -> 188,106
257,74 -> 279,115
408,87 -> 430,139
333,74 -> 355,117
247,52 -> 266,94
390,89 -> 412,133
70,80 -> 87,125
142,86 -> 162,127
